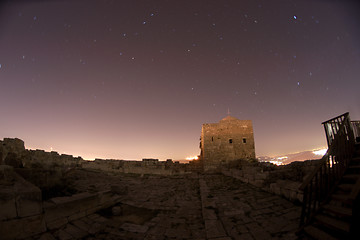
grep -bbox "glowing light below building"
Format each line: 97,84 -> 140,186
313,148 -> 327,156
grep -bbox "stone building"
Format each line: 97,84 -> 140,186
200,115 -> 255,170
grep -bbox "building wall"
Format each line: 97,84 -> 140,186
200,116 -> 255,170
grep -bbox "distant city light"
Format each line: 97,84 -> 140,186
186,156 -> 199,160
269,160 -> 284,166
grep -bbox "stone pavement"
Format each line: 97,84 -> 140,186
200,174 -> 301,240
26,171 -> 303,240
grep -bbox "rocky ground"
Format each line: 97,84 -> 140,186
28,169 -> 304,240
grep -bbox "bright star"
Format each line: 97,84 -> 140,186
293,16 -> 297,20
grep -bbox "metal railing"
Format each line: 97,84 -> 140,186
299,112 -> 355,227
351,121 -> 360,143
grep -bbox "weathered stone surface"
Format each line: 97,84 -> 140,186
205,220 -> 227,239
72,219 -> 91,232
0,214 -> 46,240
46,217 -> 68,230
112,205 -> 122,216
39,232 -> 56,240
121,223 -> 149,233
0,196 -> 17,220
203,208 -> 217,220
55,229 -> 73,240
63,224 -> 88,239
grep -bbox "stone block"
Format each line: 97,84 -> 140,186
67,210 -> 88,222
0,197 -> 17,220
63,224 -> 88,239
112,206 -> 122,216
72,219 -> 91,232
22,215 -> 47,238
16,196 -> 43,218
46,217 -> 68,230
254,180 -> 264,187
255,172 -> 268,180
97,190 -> 113,204
270,183 -> 281,195
205,220 -> 227,239
39,232 -> 56,240
0,214 -> 46,240
202,208 -> 217,220
111,185 -> 128,194
121,223 -> 149,233
15,178 -> 43,218
55,229 -> 73,240
45,192 -> 98,222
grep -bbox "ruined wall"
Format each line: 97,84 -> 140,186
201,116 -> 255,171
0,138 -> 26,166
0,138 -> 81,169
0,165 -> 122,240
220,159 -> 321,203
82,158 -> 192,175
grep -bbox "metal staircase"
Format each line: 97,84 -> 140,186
299,112 -> 360,239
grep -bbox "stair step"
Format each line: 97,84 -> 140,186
337,184 -> 354,192
315,214 -> 350,233
348,165 -> 360,172
342,174 -> 360,182
331,193 -> 352,206
304,225 -> 338,240
322,204 -> 352,218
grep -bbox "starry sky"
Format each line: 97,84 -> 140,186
0,0 -> 359,161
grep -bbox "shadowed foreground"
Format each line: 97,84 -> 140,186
26,170 -> 302,240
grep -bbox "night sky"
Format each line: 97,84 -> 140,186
0,0 -> 359,160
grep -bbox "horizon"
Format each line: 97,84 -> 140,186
17,136 -> 327,163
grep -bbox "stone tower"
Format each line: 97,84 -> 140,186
200,115 -> 255,170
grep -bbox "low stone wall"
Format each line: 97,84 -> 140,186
221,168 -> 303,203
0,165 -> 121,240
43,191 -> 119,231
221,160 -> 321,203
82,159 -> 190,176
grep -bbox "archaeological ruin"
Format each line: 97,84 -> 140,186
200,115 -> 256,171
0,112 -> 359,239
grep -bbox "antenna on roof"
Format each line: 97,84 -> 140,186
227,107 -> 231,116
